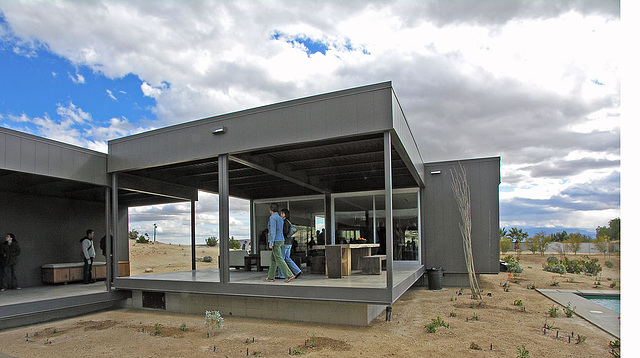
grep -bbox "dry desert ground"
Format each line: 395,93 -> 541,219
0,241 -> 621,357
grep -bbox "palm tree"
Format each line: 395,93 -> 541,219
507,227 -> 528,258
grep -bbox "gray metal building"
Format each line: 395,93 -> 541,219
1,82 -> 500,328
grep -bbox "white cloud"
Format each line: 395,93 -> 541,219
106,89 -> 117,101
68,71 -> 85,84
0,0 -> 620,233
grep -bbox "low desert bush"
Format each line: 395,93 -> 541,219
546,256 -> 560,265
543,263 -> 566,274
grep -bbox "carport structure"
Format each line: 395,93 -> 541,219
108,82 -> 428,324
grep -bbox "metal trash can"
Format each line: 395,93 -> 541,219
427,267 -> 443,290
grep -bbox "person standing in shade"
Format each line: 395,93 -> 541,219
275,208 -> 302,279
263,203 -> 295,283
1,233 -> 21,291
80,229 -> 96,284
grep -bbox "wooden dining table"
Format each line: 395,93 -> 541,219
311,243 -> 380,277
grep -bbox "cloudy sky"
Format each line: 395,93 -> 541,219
0,1 -> 620,244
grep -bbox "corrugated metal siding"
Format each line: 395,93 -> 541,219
423,157 -> 500,274
108,82 -> 395,173
0,127 -> 108,186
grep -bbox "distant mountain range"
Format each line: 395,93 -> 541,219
511,226 -> 596,239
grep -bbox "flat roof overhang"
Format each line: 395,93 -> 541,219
0,126 -> 110,202
108,82 -> 425,203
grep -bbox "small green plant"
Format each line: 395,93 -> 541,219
469,342 -> 481,350
546,256 -> 560,265
449,311 -> 457,317
154,323 -> 162,335
548,306 -> 559,318
205,236 -> 218,247
507,261 -> 523,274
583,257 -> 602,276
610,281 -> 617,288
471,312 -> 479,321
202,256 -> 213,262
136,233 -> 150,244
609,339 -> 620,357
517,344 -> 530,358
502,282 -> 511,292
576,334 -> 587,344
544,263 -> 566,274
605,260 -> 613,268
180,323 -> 186,331
563,257 -> 584,274
550,280 -> 559,287
290,347 -> 305,355
514,299 -> 523,307
563,302 -> 576,318
424,316 -> 447,333
204,310 -> 224,337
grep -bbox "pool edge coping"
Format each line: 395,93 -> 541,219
536,289 -> 620,339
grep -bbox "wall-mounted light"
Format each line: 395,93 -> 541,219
211,126 -> 226,135
430,170 -> 441,175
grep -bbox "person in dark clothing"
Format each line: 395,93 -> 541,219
1,233 -> 21,291
80,229 -> 96,284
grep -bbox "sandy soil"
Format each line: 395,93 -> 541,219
0,243 -> 620,357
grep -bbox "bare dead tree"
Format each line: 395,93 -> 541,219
450,163 -> 482,300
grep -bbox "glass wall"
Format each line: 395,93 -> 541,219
335,189 -> 420,261
254,196 -> 325,255
333,195 -> 374,245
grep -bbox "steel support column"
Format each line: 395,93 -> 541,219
219,154 -> 230,284
111,173 -> 119,278
384,131 -> 394,291
191,200 -> 196,270
105,185 -> 111,291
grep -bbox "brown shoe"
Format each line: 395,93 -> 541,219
285,275 -> 295,283
263,278 -> 275,282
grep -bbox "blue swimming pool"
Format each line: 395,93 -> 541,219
584,296 -> 620,313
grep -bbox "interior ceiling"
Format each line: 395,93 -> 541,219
0,169 -> 107,203
0,134 -> 419,206
124,133 -> 419,203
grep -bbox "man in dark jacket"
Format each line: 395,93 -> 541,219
1,233 -> 21,291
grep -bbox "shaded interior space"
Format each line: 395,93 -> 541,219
123,133 -> 417,200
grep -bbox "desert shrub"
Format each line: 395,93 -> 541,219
424,316 -> 447,333
605,260 -> 614,268
502,255 -> 517,263
205,236 -> 218,247
229,237 -> 241,250
544,263 -> 566,274
583,258 -> 602,276
546,256 -> 560,265
507,261 -> 523,274
136,234 -> 150,244
203,256 -> 213,262
563,257 -> 584,274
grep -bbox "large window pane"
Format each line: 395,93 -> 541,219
289,198 -> 325,255
334,195 -> 374,245
374,191 -> 419,261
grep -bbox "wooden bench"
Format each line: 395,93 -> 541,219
42,262 -> 107,284
361,255 -> 387,275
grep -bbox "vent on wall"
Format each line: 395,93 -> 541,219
142,291 -> 166,310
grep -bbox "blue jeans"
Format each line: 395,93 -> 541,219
276,244 -> 301,278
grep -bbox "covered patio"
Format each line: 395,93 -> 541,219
107,82 -> 427,324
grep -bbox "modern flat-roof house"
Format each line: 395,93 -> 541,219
0,82 -> 500,328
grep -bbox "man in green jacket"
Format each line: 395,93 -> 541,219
1,233 -> 21,291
